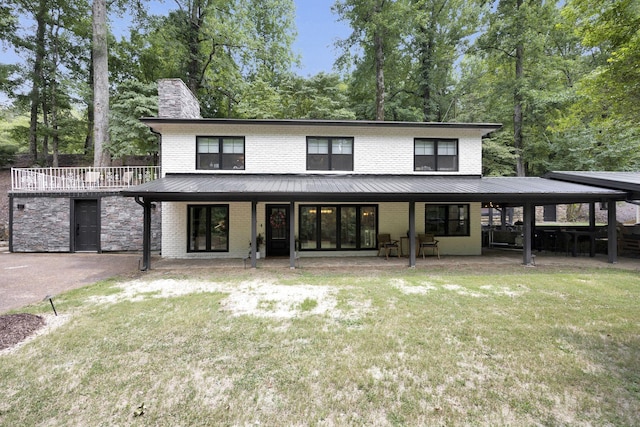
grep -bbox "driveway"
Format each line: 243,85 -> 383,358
0,249 -> 142,314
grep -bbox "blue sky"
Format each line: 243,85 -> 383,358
290,1 -> 351,76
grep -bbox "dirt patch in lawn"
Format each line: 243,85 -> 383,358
0,313 -> 45,350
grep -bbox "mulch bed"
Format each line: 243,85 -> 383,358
0,313 -> 45,351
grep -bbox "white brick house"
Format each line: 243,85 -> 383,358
123,79 -> 627,269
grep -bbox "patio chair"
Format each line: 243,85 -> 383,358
85,171 -> 101,188
121,171 -> 134,186
418,233 -> 440,259
377,233 -> 399,260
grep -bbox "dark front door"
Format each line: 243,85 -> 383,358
266,205 -> 289,257
74,199 -> 99,252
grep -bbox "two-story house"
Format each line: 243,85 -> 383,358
122,79 -> 627,269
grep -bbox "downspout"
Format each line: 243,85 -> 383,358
135,196 -> 152,271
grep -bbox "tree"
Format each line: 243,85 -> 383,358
410,0 -> 481,122
108,80 -> 159,160
334,0 -> 406,120
236,73 -> 356,119
563,0 -> 640,121
92,0 -> 110,166
467,0 -> 563,176
138,0 -> 297,117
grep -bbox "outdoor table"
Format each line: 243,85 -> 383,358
565,230 -> 596,257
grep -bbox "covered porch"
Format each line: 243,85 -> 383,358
122,173 -> 628,271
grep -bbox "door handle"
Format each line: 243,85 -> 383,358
76,224 -> 80,236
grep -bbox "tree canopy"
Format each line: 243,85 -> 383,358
0,0 -> 638,173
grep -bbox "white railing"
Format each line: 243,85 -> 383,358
11,166 -> 160,192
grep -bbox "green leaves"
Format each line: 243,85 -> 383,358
108,80 -> 158,158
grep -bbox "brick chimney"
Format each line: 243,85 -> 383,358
157,79 -> 201,119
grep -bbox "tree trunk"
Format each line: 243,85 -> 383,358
51,78 -> 59,167
374,30 -> 385,121
186,0 -> 205,95
514,0 -> 525,177
41,95 -> 49,166
28,0 -> 47,164
372,0 -> 385,121
85,57 -> 94,157
92,0 -> 110,167
420,30 -> 435,121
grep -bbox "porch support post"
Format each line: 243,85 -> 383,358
522,202 -> 534,266
589,202 -> 596,230
607,200 -> 617,263
251,200 -> 257,268
408,201 -> 416,268
289,201 -> 296,269
135,196 -> 152,271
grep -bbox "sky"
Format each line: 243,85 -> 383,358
290,1 -> 351,76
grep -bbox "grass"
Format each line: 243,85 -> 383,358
1,266 -> 639,425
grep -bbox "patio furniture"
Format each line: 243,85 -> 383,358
377,234 -> 399,260
418,233 -> 440,259
85,171 -> 101,188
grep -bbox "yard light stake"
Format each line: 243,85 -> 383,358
43,295 -> 57,316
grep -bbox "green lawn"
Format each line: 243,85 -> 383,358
1,266 -> 639,426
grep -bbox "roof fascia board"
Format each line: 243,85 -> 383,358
140,117 -> 502,136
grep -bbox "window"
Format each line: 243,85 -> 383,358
196,137 -> 245,170
415,138 -> 458,171
425,204 -> 469,236
307,137 -> 353,171
188,205 -> 229,252
299,205 -> 377,250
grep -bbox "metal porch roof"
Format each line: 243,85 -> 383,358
545,171 -> 640,201
121,174 -> 627,204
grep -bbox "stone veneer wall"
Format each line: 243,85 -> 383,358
11,194 -> 161,252
11,196 -> 70,252
158,79 -> 201,119
100,196 -> 162,251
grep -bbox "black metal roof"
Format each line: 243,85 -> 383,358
545,171 -> 640,200
140,117 -> 502,136
121,174 -> 627,204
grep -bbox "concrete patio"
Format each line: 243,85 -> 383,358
152,248 -> 639,272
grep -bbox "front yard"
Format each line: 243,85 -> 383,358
1,266 -> 639,425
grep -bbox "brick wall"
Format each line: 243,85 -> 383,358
160,124 -> 484,176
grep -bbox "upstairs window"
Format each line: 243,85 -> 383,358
415,138 -> 458,171
196,137 -> 245,170
307,137 -> 353,171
